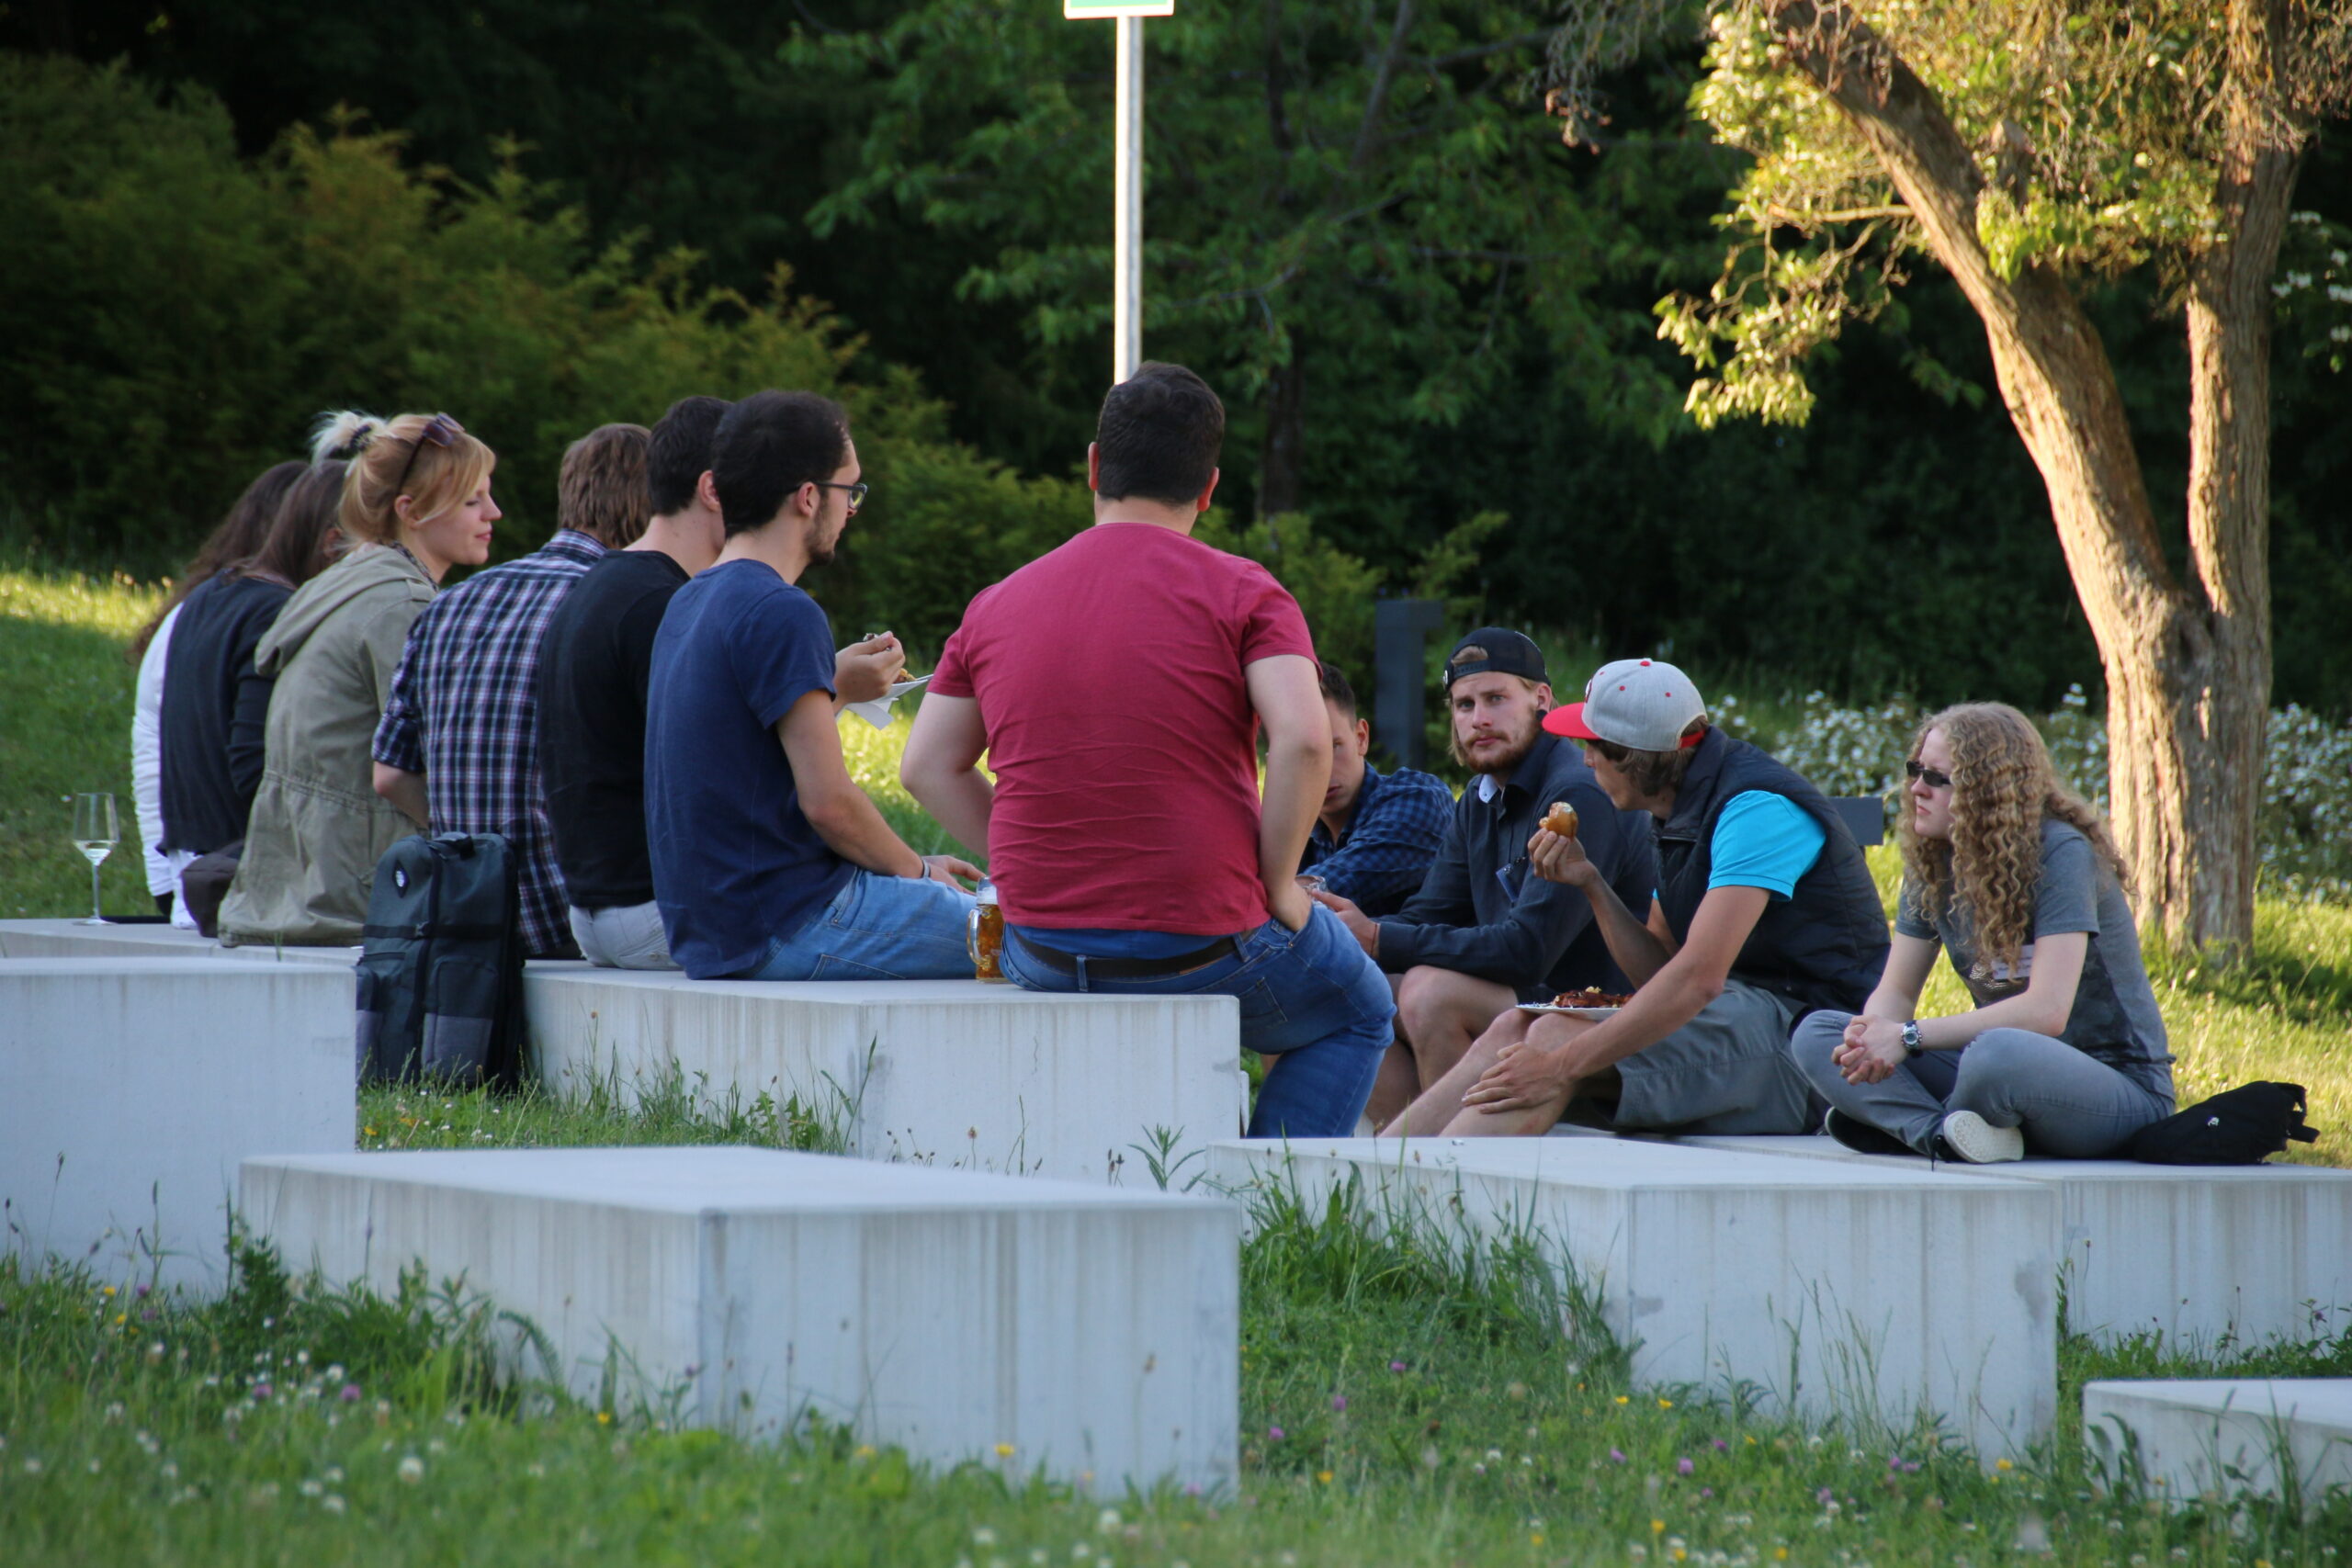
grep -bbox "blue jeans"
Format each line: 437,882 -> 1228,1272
999,903 -> 1394,1139
738,868 -> 978,981
1791,1011 -> 2175,1157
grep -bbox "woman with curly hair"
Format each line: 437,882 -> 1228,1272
1789,703 -> 2175,1162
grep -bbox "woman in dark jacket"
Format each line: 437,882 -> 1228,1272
156,461 -> 349,911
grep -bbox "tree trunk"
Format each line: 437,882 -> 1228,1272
1260,339 -> 1306,518
1761,0 -> 2293,958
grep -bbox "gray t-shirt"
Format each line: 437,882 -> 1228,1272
1896,818 -> 2172,1089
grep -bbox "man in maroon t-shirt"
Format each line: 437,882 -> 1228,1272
903,363 -> 1394,1137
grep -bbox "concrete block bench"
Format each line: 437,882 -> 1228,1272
525,968 -> 1245,1187
1678,1134 -> 2352,1349
0,917 -> 355,964
0,959 -> 353,1289
241,1147 -> 1238,1493
1208,1135 -> 2059,1456
2083,1379 -> 2352,1511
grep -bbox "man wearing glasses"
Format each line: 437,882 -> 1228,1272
643,390 -> 978,982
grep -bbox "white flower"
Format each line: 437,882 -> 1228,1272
397,1455 -> 425,1483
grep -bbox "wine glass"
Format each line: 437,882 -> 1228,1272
72,793 -> 119,926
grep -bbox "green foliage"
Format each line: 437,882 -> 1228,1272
0,54 -> 1091,652
1608,0 -> 2352,428
787,0 -> 1692,558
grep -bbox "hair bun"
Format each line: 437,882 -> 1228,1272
311,410 -> 385,465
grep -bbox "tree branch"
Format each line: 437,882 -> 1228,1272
1758,0 -> 2179,606
1351,0 -> 1418,173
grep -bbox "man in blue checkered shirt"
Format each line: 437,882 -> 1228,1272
1295,662 -> 1453,918
371,424 -> 652,958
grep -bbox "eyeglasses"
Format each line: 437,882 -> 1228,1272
813,480 -> 869,516
1905,759 -> 1952,790
390,413 -> 465,498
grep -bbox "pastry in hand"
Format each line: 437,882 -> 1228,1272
1541,801 -> 1579,840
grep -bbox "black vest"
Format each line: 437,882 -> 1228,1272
1655,728 -> 1889,1015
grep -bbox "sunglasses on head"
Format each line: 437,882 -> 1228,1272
1905,759 -> 1952,790
390,413 -> 465,498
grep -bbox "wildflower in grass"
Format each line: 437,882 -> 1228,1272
595,1412 -> 611,1425
1329,1395 -> 1346,1412
322,1496 -> 346,1515
1712,1438 -> 1728,1451
1657,1397 -> 1673,1410
1610,1449 -> 1627,1463
1615,1395 -> 1630,1405
995,1443 -> 1016,1458
1317,1470 -> 1333,1484
1677,1457 -> 1694,1475
1268,1427 -> 1283,1441
1652,1519 -> 1666,1534
1389,1360 -> 1407,1372
397,1455 -> 424,1483
1097,1510 -> 1121,1534
340,1383 -> 362,1403
253,1382 -> 272,1401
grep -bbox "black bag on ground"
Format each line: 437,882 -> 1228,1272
2122,1081 -> 2318,1165
354,833 -> 526,1089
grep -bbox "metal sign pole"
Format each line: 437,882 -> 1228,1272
1114,15 -> 1144,383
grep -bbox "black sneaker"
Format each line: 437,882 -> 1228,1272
1823,1108 -> 1917,1156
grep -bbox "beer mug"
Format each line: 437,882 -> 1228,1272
967,879 -> 1006,982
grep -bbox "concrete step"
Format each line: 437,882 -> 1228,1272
1208,1135 -> 2059,1457
1,958 -> 354,1288
1681,1134 -> 2352,1348
0,917 -> 353,963
242,1146 -> 1238,1493
525,968 -> 1246,1187
2083,1378 -> 2352,1511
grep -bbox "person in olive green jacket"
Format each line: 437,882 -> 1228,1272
220,411 -> 503,945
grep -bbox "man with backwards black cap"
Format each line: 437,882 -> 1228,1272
1313,628 -> 1656,1129
1381,657 -> 1889,1139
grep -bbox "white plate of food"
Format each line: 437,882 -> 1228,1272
1515,990 -> 1630,1020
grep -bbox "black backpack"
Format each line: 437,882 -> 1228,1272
354,833 -> 527,1089
2123,1081 -> 2319,1166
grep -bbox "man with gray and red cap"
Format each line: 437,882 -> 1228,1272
1380,656 -> 1889,1139
1314,628 -> 1656,1129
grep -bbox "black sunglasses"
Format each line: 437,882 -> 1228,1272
813,480 -> 869,516
1905,759 -> 1952,790
390,412 -> 465,497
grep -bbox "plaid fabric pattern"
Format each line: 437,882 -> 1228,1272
1298,762 -> 1454,918
373,530 -> 606,957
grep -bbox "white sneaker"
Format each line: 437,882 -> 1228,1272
1937,1110 -> 2025,1164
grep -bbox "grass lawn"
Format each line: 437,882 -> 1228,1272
5,557 -> 2351,1563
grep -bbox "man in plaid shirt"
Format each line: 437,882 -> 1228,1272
1295,662 -> 1452,917
371,423 -> 652,958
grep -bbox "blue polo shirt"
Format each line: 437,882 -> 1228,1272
644,559 -> 852,978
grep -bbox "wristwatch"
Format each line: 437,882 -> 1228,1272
1899,1020 -> 1922,1057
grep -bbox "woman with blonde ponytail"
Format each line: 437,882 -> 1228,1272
1789,702 -> 2176,1162
219,412 -> 501,944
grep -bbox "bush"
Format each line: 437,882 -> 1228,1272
1724,685 -> 2352,898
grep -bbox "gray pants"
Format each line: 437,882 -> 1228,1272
568,901 -> 678,971
1790,1011 -> 2174,1156
1606,977 -> 1818,1134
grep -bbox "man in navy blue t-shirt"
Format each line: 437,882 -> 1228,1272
644,390 -> 979,981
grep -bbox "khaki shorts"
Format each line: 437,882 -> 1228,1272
1600,977 -> 1818,1135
